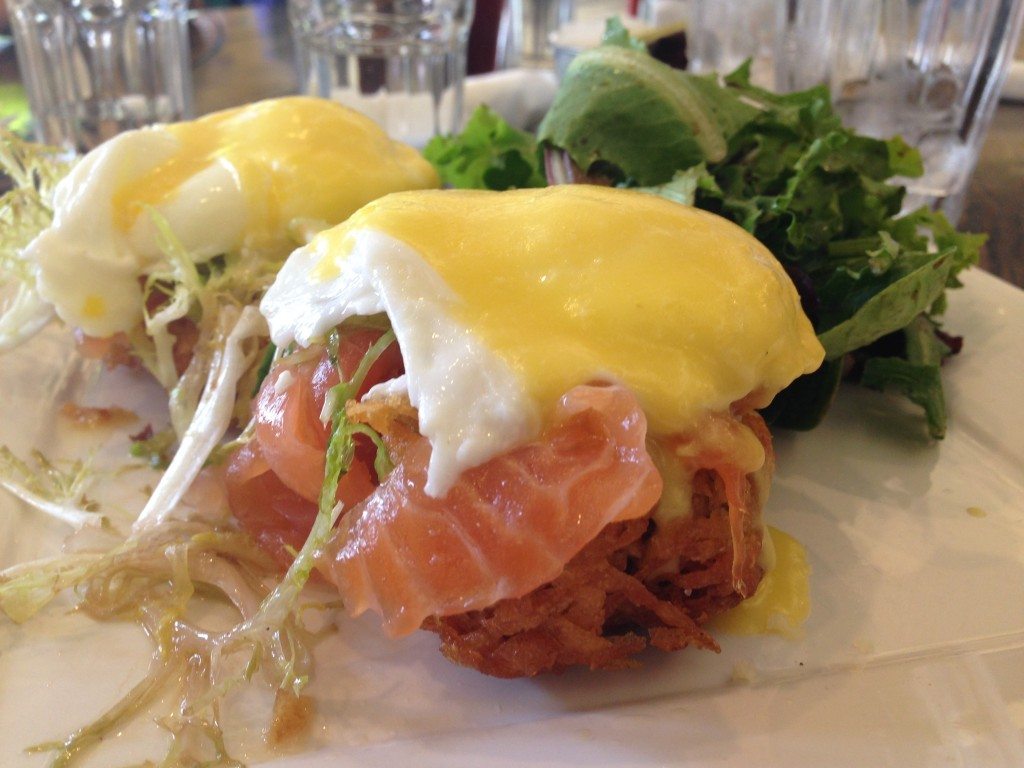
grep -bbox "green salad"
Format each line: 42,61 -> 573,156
425,22 -> 984,439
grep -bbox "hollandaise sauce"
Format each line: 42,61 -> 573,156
110,96 -> 438,251
263,186 -> 825,496
711,526 -> 811,637
30,97 -> 437,339
307,186 -> 824,436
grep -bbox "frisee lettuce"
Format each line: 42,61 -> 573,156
143,206 -> 207,390
3,324 -> 397,767
218,323 -> 397,700
0,552 -> 102,623
139,206 -> 281,436
322,327 -> 397,481
0,446 -> 104,530
3,522 -> 290,765
0,130 -> 71,350
132,305 -> 266,534
129,427 -> 177,469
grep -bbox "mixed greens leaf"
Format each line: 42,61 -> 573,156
688,65 -> 981,435
430,32 -> 982,437
538,47 -> 754,185
424,105 -> 545,190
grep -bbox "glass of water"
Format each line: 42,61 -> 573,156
9,0 -> 193,153
684,0 -> 777,86
289,0 -> 474,146
775,0 -> 1024,220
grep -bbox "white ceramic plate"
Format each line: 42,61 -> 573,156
1,269 -> 1022,767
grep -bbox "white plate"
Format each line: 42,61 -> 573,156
1,269 -> 1023,767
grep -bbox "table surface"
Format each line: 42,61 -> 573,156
6,4 -> 1024,288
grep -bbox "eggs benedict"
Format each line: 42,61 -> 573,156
4,97 -> 439,386
228,185 -> 825,675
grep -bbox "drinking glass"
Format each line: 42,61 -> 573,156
466,0 -> 523,73
524,0 -> 573,59
289,0 -> 474,146
775,0 -> 1024,220
684,0 -> 776,86
9,0 -> 193,153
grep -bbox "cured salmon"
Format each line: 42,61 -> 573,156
225,334 -> 766,669
321,384 -> 664,638
225,329 -> 402,567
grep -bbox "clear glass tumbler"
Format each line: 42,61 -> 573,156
289,0 -> 474,146
524,0 -> 573,60
9,0 -> 193,153
775,0 -> 1024,220
466,0 -> 523,73
685,0 -> 777,86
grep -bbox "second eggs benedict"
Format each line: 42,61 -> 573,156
4,97 -> 439,384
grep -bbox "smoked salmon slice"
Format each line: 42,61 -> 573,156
225,329 -> 402,567
253,330 -> 403,503
322,384 -> 664,638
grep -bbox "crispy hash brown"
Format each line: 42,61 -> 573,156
352,400 -> 772,677
424,455 -> 768,676
230,383 -> 771,677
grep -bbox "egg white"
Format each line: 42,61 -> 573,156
26,128 -> 247,339
261,229 -> 540,498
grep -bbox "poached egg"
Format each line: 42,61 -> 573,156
22,97 -> 438,340
261,186 -> 825,497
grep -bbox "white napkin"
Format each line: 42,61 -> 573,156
463,69 -> 559,132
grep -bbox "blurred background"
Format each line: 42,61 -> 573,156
0,0 -> 1020,282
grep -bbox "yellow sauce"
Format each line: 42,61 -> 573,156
711,526 -> 810,637
315,187 -> 824,436
111,97 -> 438,252
81,295 -> 107,321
